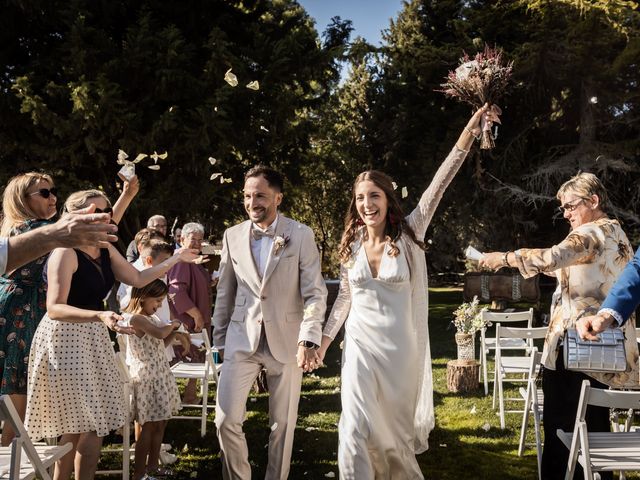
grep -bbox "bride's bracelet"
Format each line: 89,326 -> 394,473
465,126 -> 481,140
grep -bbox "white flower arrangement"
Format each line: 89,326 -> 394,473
452,296 -> 489,334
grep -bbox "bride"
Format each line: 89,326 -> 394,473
318,104 -> 498,479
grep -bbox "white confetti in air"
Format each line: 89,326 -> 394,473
208,157 -> 217,165
150,151 -> 168,163
470,405 -> 477,414
439,443 -> 448,447
214,106 -> 218,112
222,177 -> 232,184
260,126 -> 269,132
246,80 -> 260,90
169,106 -> 174,112
147,165 -> 160,170
401,186 -> 408,198
210,173 -> 222,181
589,96 -> 598,104
271,422 -> 278,432
224,68 -> 238,87
117,149 -> 129,165
325,473 -> 335,478
133,153 -> 148,163
392,182 -> 398,190
481,423 -> 491,432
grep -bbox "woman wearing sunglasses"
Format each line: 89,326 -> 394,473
24,188 -> 200,480
479,172 -> 639,480
0,172 -> 59,445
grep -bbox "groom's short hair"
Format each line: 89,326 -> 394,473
245,165 -> 284,193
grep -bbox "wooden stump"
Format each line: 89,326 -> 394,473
446,360 -> 480,393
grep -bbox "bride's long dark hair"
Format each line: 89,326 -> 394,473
338,170 -> 426,264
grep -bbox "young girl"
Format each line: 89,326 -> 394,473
122,279 -> 182,480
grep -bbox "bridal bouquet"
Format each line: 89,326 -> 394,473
439,46 -> 513,149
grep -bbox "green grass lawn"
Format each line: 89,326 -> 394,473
100,287 -> 639,479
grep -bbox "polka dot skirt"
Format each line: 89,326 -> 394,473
25,315 -> 126,440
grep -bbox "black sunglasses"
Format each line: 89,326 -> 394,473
28,187 -> 58,199
94,207 -> 113,215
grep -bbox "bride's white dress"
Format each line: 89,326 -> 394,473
324,145 -> 471,479
339,244 -> 423,479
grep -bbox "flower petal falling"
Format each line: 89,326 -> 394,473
224,68 -> 238,87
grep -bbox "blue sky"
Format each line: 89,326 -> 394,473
298,0 -> 405,46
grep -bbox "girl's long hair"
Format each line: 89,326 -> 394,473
0,172 -> 54,236
123,279 -> 168,314
338,170 -> 426,264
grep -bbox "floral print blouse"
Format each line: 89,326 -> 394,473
514,217 -> 639,388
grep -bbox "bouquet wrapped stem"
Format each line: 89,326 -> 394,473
439,46 -> 512,149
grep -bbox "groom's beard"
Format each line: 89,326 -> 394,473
247,207 -> 269,223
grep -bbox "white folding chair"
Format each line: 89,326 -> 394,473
557,380 -> 640,480
171,330 -> 221,437
517,351 -> 544,480
0,395 -> 73,480
480,308 -> 534,395
494,324 -> 547,429
96,351 -> 132,480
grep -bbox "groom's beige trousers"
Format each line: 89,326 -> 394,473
215,333 -> 303,480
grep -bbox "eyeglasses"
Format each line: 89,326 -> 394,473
557,198 -> 586,214
94,207 -> 113,215
28,187 -> 58,199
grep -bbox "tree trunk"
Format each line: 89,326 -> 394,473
446,360 -> 480,393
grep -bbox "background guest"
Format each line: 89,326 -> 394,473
167,222 -> 211,404
126,214 -> 168,262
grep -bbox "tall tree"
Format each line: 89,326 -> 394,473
0,0 -> 348,245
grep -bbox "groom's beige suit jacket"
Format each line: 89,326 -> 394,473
212,215 -> 327,363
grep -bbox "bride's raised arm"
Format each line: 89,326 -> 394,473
407,104 -> 499,240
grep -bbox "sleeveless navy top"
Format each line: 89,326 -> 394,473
67,249 -> 115,311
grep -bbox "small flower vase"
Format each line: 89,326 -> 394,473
455,332 -> 475,362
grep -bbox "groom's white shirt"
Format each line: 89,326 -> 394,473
250,215 -> 278,277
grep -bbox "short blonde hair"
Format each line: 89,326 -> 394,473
0,172 -> 54,236
556,172 -> 609,212
64,189 -> 111,213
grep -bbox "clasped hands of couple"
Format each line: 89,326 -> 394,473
297,345 -> 324,373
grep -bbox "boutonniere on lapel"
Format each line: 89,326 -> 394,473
273,235 -> 290,256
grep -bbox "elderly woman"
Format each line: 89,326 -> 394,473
0,173 -> 58,445
480,172 -> 639,480
167,222 -> 212,403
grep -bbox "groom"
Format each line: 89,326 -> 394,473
213,165 -> 327,479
